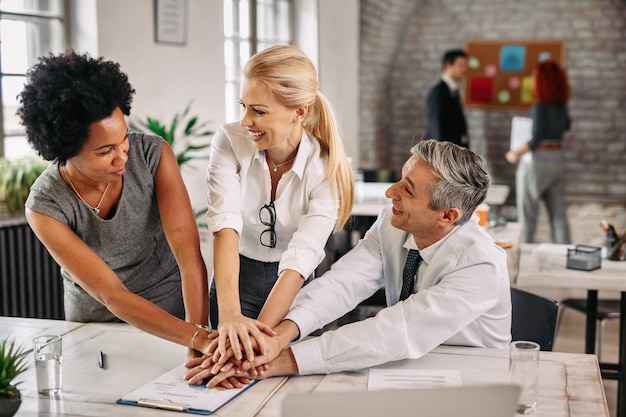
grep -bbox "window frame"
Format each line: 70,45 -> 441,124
0,0 -> 70,157
223,0 -> 294,123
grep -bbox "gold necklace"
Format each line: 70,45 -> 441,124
63,165 -> 110,216
268,156 -> 296,172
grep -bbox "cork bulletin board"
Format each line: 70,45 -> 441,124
463,40 -> 565,111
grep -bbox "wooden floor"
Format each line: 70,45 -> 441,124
554,306 -> 619,417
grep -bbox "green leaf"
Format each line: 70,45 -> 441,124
0,156 -> 49,214
0,338 -> 29,394
130,101 -> 214,169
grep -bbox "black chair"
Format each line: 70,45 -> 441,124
558,297 -> 620,361
510,287 -> 559,351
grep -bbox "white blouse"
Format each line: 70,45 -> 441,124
205,122 -> 339,278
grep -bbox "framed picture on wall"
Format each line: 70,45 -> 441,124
154,0 -> 187,45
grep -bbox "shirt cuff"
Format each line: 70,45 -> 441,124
290,338 -> 325,375
207,212 -> 243,236
285,305 -> 318,340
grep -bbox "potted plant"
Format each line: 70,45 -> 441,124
0,156 -> 49,217
0,339 -> 28,417
129,101 -> 213,169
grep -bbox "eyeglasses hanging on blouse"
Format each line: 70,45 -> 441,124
259,201 -> 276,248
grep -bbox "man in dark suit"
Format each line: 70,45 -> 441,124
425,49 -> 469,148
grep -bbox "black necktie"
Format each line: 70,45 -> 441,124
400,249 -> 422,301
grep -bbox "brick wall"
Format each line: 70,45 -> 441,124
360,0 -> 626,245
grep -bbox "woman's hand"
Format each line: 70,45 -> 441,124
505,150 -> 519,164
216,313 -> 276,363
184,356 -> 253,389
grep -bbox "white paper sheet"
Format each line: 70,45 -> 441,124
367,369 -> 462,391
118,363 -> 255,413
510,116 -> 533,150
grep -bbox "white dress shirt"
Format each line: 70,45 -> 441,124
206,123 -> 339,278
286,205 -> 512,375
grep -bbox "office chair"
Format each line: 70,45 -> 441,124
510,287 -> 559,351
558,297 -> 620,362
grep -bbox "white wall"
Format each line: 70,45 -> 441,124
89,0 -> 360,205
91,0 -> 225,213
318,0 -> 360,163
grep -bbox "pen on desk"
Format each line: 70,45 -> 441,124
98,351 -> 105,369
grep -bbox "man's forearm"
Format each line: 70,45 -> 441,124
263,347 -> 299,377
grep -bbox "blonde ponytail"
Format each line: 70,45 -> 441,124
304,93 -> 354,231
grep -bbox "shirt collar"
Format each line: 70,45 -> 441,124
402,225 -> 460,264
441,74 -> 459,93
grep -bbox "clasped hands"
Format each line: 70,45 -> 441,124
184,321 -> 284,389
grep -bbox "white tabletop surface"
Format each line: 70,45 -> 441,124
0,317 -> 608,417
516,243 -> 626,291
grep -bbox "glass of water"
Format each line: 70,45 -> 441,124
33,335 -> 62,397
509,340 -> 540,414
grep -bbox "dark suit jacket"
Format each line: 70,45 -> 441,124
425,79 -> 468,148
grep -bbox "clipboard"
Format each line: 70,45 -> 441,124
117,363 -> 257,415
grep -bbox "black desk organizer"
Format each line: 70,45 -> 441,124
566,244 -> 602,271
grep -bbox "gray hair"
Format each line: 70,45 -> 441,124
410,140 -> 491,224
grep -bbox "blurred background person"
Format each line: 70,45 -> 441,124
505,60 -> 571,244
425,49 -> 469,148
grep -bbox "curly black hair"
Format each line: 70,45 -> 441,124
16,50 -> 136,163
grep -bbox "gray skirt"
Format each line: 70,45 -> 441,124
209,255 -> 279,328
209,255 -> 315,329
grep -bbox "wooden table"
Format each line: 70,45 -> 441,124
516,243 -> 626,417
1,317 -> 608,417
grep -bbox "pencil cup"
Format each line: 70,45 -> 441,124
509,341 -> 539,414
33,335 -> 62,397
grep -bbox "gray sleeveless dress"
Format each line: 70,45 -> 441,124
25,133 -> 184,322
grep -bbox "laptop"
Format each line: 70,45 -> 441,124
281,384 -> 520,417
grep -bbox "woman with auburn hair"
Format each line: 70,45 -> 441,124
505,60 -> 571,244
204,45 -> 354,368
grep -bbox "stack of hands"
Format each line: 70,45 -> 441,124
184,317 -> 290,389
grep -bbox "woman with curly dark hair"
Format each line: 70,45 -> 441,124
505,60 -> 572,244
18,51 -> 215,358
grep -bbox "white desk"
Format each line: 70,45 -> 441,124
516,243 -> 626,417
1,317 -> 608,417
352,183 -> 510,216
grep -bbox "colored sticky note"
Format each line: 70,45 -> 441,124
500,45 -> 526,71
498,90 -> 511,103
468,56 -> 480,69
485,64 -> 497,77
469,77 -> 493,103
521,76 -> 534,103
538,52 -> 552,62
509,76 -> 521,89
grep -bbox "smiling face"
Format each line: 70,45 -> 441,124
385,157 -> 459,247
239,78 -> 305,156
66,107 -> 129,185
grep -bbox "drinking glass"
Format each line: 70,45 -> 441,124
509,340 -> 539,414
33,335 -> 62,396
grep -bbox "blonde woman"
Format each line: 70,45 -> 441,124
205,45 -> 354,364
